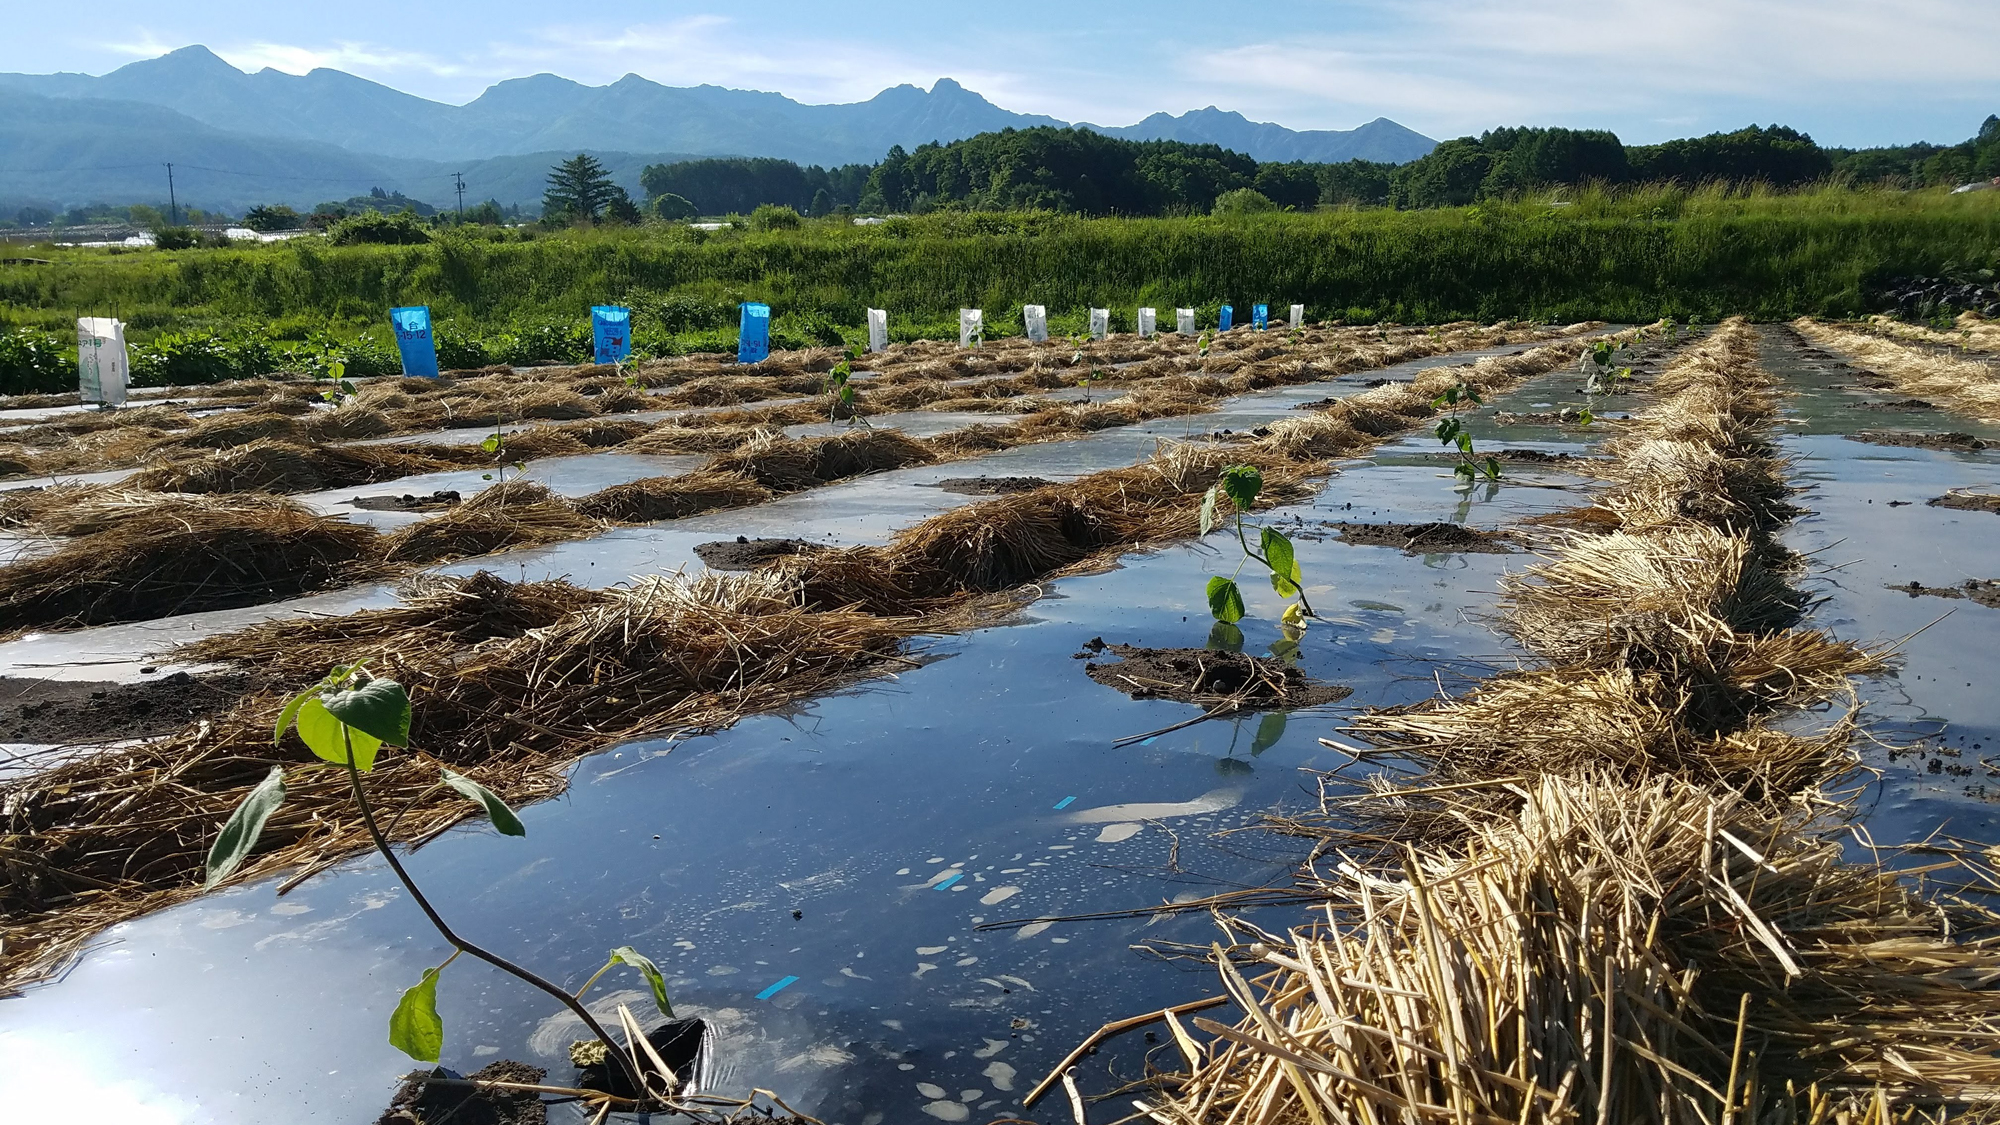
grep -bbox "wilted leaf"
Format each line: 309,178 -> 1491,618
1206,576 -> 1245,623
322,678 -> 411,747
204,766 -> 286,888
389,963 -> 446,1062
441,769 -> 525,837
610,946 -> 674,1017
1281,601 -> 1310,630
1199,485 -> 1220,536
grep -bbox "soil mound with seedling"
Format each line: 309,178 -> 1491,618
0,671 -> 252,744
694,536 -> 828,570
351,490 -> 462,512
935,476 -> 1056,495
379,1060 -> 546,1125
1331,521 -> 1513,553
1891,579 -> 2000,609
1079,642 -> 1350,709
1929,492 -> 2000,513
1852,398 -> 1940,411
1852,430 -> 1990,451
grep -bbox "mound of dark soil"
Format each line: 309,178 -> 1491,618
1332,521 -> 1512,553
935,476 -> 1055,495
0,671 -> 252,744
1851,399 -> 1939,412
1853,431 -> 1990,451
1078,641 -> 1349,708
694,536 -> 827,570
1891,579 -> 2000,609
351,490 -> 462,512
1929,492 -> 2000,513
379,1060 -> 546,1125
1494,448 -> 1576,464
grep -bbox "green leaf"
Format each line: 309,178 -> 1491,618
1251,712 -> 1289,756
1465,389 -> 1482,406
441,769 -> 525,837
1454,463 -> 1476,483
389,963 -> 446,1063
1483,457 -> 1504,481
1260,527 -> 1301,597
327,360 -> 346,382
480,433 -> 502,454
1435,418 -> 1461,444
1578,408 -> 1595,427
273,685 -> 318,747
204,766 -> 286,888
321,678 -> 411,747
295,697 -> 382,770
1456,432 -> 1474,454
1199,485 -> 1220,536
1206,576 -> 1245,624
1218,465 -> 1262,512
610,946 -> 674,1017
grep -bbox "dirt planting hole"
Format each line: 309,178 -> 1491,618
934,476 -> 1056,495
1891,579 -> 2000,609
0,671 -> 253,744
1930,492 -> 2000,513
1078,640 -> 1350,709
1853,430 -> 1991,451
349,490 -> 463,512
693,536 -> 829,570
1328,521 -> 1513,553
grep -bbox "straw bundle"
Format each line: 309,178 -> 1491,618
379,480 -> 598,563
1793,318 -> 2000,423
0,493 -> 383,631
571,469 -> 772,523
126,439 -> 453,494
1863,313 -> 2000,355
1150,775 -> 2000,1125
708,428 -> 937,492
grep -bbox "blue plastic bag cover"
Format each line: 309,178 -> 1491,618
390,306 -> 439,378
592,306 -> 632,365
1253,304 -> 1269,330
1219,305 -> 1233,332
738,302 -> 772,364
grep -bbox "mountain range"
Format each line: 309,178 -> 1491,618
0,45 -> 1436,213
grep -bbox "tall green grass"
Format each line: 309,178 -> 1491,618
3,186 -> 1995,342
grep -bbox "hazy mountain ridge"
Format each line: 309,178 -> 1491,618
0,45 -> 1436,210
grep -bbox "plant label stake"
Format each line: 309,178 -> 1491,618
1138,307 -> 1157,338
76,316 -> 129,407
1218,305 -> 1234,332
960,308 -> 983,349
1252,304 -> 1268,331
736,302 -> 771,364
866,307 -> 888,353
590,305 -> 631,365
389,306 -> 440,378
1289,304 -> 1304,331
1023,304 -> 1048,343
1176,308 -> 1197,336
1089,308 -> 1109,340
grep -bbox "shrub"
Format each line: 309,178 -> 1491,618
1212,189 -> 1278,216
496,320 -> 590,365
749,204 -> 803,231
326,211 -> 433,246
243,205 -> 302,232
651,193 -> 698,221
0,328 -> 77,396
130,330 -> 278,386
152,226 -> 202,250
433,330 -> 492,371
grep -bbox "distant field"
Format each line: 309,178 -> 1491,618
2,185 -> 1997,393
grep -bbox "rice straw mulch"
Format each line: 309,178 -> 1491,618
0,325 -> 1649,991
1794,317 -> 2000,423
1098,320 -> 2000,1123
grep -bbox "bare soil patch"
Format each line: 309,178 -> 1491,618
694,536 -> 828,570
1852,398 -> 1940,412
1078,640 -> 1350,709
379,1060 -> 546,1125
0,671 -> 252,744
1891,579 -> 2000,609
1329,521 -> 1513,553
1852,430 -> 1991,451
350,490 -> 462,512
935,476 -> 1056,495
1930,492 -> 2000,513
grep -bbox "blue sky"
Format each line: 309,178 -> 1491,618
6,0 -> 1997,148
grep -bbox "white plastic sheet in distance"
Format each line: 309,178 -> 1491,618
867,308 -> 888,353
1176,308 -> 1197,335
1137,308 -> 1156,337
1089,308 -> 1109,340
1290,304 -> 1305,330
1023,304 -> 1048,343
959,308 -> 983,349
76,317 -> 129,407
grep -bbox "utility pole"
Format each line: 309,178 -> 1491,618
164,163 -> 179,225
452,172 -> 466,220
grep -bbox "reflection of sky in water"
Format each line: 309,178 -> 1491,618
0,341 -> 1616,1123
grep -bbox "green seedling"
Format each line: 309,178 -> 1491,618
825,347 -> 861,422
317,360 -> 356,405
1433,383 -> 1501,486
1199,465 -> 1314,631
1069,335 -> 1099,403
206,663 -> 677,1101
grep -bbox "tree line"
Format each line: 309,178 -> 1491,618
630,116 -> 2000,219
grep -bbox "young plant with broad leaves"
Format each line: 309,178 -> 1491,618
1069,334 -> 1100,403
205,663 -> 680,1103
1433,383 -> 1501,486
824,347 -> 865,423
317,360 -> 356,405
1578,339 -> 1633,427
1199,464 -> 1313,634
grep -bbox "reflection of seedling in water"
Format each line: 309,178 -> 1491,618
1433,384 -> 1501,486
1200,465 -> 1313,632
206,663 -> 679,1103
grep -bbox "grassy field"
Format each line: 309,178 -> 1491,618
2,184 -> 1997,391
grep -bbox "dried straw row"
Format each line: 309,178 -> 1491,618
1860,312 -> 2000,356
1794,318 -> 2000,423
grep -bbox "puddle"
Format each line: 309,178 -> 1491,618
0,348 -> 1617,1122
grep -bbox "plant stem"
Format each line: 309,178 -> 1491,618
340,733 -> 649,1100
